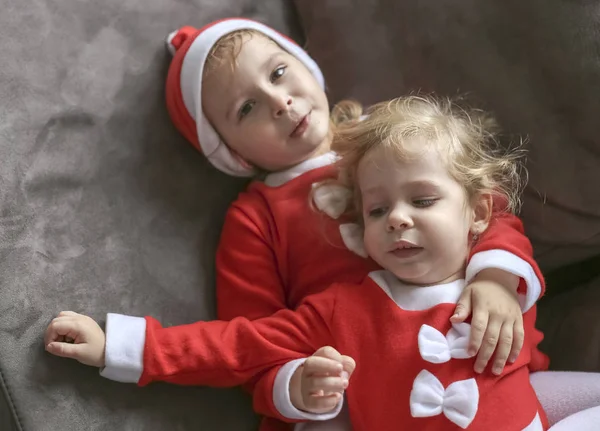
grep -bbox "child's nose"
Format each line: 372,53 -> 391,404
386,210 -> 412,231
272,95 -> 292,117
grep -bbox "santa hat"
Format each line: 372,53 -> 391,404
165,18 -> 326,177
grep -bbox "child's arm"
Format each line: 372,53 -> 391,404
44,288 -> 339,387
466,212 -> 544,312
214,201 -> 309,416
216,199 -> 347,419
215,203 -> 289,321
454,211 -> 545,375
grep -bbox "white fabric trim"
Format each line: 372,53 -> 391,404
99,313 -> 146,383
312,183 -> 352,219
418,323 -> 473,364
522,412 -> 543,431
166,30 -> 177,56
265,151 -> 338,187
273,358 -> 344,421
410,369 -> 479,429
369,270 -> 465,311
178,19 -> 325,177
339,223 -> 368,258
465,249 -> 542,312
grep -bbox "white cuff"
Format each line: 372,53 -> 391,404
273,358 -> 344,421
99,313 -> 146,383
166,30 -> 177,55
466,249 -> 542,312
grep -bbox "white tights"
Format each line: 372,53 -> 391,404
295,371 -> 600,430
531,371 -> 600,429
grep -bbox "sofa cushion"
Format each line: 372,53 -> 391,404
0,0 -> 302,429
295,0 -> 600,273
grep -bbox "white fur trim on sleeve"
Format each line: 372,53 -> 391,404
273,358 -> 344,421
465,250 -> 542,312
99,313 -> 146,383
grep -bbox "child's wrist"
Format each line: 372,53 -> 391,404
474,268 -> 519,292
289,366 -> 306,411
96,334 -> 107,368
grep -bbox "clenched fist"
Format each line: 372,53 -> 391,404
44,311 -> 106,368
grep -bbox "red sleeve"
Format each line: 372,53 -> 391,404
252,366 -> 288,419
467,211 -> 545,310
139,288 -> 336,388
216,201 -> 287,321
214,199 -> 294,414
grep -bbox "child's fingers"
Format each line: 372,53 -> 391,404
305,375 -> 348,395
304,392 -> 342,414
304,356 -> 343,377
474,318 -> 502,373
508,317 -> 525,363
45,341 -> 85,360
340,355 -> 356,376
451,288 -> 472,323
311,346 -> 344,363
44,318 -> 79,345
467,309 -> 488,356
491,323 -> 514,375
58,311 -> 80,318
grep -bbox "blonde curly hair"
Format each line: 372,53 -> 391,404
328,95 -> 526,222
204,29 -> 275,77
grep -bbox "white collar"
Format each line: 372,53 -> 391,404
369,270 -> 465,311
264,152 -> 338,187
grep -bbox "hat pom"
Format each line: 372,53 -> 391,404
166,26 -> 198,56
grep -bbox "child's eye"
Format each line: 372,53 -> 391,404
238,101 -> 255,119
270,65 -> 287,83
413,198 -> 438,208
368,207 -> 387,218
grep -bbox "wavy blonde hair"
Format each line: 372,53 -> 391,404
204,29 -> 272,77
328,95 -> 526,222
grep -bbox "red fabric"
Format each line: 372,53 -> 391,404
139,164 -> 547,427
165,24 -> 203,151
470,213 -> 549,372
150,276 -> 549,430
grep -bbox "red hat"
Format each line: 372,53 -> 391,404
165,18 -> 326,176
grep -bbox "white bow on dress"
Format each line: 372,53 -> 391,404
410,369 -> 479,429
418,323 -> 474,364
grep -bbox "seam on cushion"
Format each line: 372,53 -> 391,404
0,363 -> 24,431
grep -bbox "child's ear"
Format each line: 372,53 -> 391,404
471,193 -> 493,236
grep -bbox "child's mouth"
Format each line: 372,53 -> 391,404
390,247 -> 423,258
290,112 -> 311,138
389,240 -> 423,258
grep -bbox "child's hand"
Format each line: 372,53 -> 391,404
290,346 -> 355,414
44,311 -> 106,368
452,269 -> 524,375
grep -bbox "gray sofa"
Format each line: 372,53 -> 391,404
2,0 -> 600,430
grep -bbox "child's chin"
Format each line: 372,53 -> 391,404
389,266 -> 430,284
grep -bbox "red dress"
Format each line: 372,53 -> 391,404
99,153 -> 547,431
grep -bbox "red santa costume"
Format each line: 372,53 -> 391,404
97,19 -> 548,431
196,269 -> 549,431
100,152 -> 547,426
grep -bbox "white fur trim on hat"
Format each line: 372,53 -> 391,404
176,19 -> 325,177
166,30 -> 178,56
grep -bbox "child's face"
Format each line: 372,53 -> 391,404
358,142 -> 482,286
202,34 -> 331,172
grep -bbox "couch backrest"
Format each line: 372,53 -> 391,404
295,0 -> 600,271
